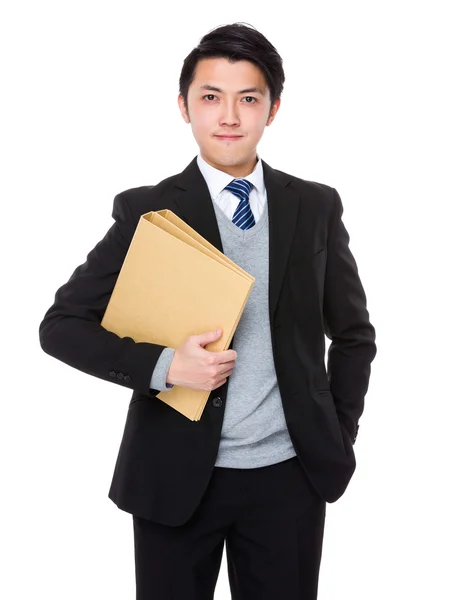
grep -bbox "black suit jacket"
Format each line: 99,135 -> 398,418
39,157 -> 377,526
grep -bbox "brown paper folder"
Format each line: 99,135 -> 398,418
101,209 -> 255,421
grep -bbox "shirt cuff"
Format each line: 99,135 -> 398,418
149,347 -> 176,392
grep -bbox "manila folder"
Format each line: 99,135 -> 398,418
101,209 -> 255,421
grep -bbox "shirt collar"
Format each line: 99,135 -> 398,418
196,153 -> 266,200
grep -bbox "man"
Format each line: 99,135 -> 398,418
39,22 -> 377,600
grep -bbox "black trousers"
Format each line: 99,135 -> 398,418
133,456 -> 326,599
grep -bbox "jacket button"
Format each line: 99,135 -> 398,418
117,372 -> 124,380
212,397 -> 223,408
124,375 -> 131,383
109,370 -> 116,378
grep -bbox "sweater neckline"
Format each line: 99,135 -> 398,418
212,200 -> 269,240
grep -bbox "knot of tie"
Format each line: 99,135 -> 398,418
224,179 -> 255,230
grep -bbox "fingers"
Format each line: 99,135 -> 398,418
208,350 -> 237,364
202,361 -> 235,391
219,363 -> 234,378
193,329 -> 223,347
191,330 -> 237,363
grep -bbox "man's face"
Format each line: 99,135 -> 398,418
178,58 -> 280,177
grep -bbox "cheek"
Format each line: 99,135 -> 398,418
244,108 -> 269,133
190,108 -> 214,134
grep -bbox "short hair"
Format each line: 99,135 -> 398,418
179,22 -> 285,108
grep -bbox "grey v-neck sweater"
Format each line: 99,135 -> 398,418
212,201 -> 297,468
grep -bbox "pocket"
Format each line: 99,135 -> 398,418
289,247 -> 325,267
316,391 -> 356,460
316,390 -> 344,444
338,421 -> 354,457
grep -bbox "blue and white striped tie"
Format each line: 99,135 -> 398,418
224,179 -> 256,230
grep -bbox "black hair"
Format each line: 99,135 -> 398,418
179,22 -> 285,109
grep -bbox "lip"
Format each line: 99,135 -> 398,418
214,135 -> 243,141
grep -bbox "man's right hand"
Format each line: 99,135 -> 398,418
166,328 -> 237,391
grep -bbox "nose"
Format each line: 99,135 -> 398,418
219,99 -> 240,127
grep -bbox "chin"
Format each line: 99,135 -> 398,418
209,150 -> 251,168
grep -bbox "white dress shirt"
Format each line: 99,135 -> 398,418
196,154 -> 267,224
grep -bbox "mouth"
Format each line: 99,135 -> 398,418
214,135 -> 243,141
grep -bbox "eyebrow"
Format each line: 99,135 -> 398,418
199,84 -> 265,96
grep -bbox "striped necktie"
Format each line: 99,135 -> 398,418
224,179 -> 256,230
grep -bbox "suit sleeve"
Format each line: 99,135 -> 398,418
323,188 -> 377,443
39,192 -> 169,396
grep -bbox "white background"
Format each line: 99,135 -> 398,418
1,1 -> 452,598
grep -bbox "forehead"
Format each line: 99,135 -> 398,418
191,57 -> 269,95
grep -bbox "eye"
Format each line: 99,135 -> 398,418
242,96 -> 257,103
202,94 -> 218,101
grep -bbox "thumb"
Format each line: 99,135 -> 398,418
195,328 -> 222,348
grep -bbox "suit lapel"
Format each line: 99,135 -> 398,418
171,156 -> 300,326
171,157 -> 225,252
262,161 -> 300,324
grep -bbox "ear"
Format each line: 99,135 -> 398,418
178,94 -> 190,123
266,98 -> 281,126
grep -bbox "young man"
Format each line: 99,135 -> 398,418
39,22 -> 377,600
